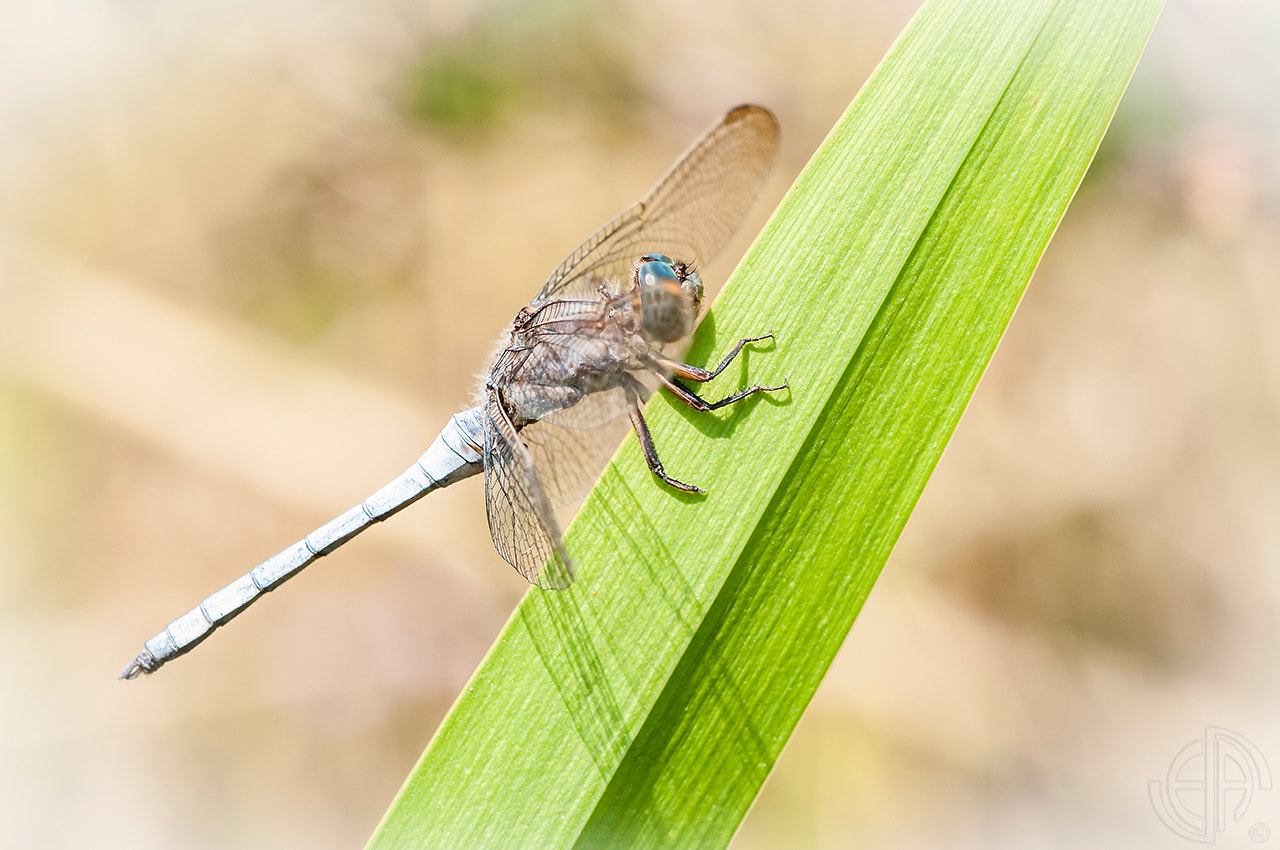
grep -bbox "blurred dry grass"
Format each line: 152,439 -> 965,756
1,0 -> 1278,848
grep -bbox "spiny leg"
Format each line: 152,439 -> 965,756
656,370 -> 786,412
626,334 -> 782,491
661,333 -> 776,383
626,388 -> 704,493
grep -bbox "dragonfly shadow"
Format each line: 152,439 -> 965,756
518,472 -> 707,773
520,586 -> 632,772
575,522 -> 778,843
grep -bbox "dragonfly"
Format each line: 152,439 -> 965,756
120,104 -> 783,679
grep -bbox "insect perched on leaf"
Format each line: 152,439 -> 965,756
121,104 -> 783,678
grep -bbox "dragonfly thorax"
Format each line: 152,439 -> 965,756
634,254 -> 702,344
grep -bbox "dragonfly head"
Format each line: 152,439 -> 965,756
635,254 -> 702,343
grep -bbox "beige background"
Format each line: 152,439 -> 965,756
1,0 -> 1277,847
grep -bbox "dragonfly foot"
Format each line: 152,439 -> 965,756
656,472 -> 705,494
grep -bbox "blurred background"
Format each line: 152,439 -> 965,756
1,0 -> 1277,847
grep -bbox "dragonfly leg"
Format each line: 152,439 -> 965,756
667,333 -> 776,383
627,401 -> 704,493
657,370 -> 786,412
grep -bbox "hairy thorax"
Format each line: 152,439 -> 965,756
491,297 -> 652,427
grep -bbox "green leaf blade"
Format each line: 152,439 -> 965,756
368,0 -> 1164,847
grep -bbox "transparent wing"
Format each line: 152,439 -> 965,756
537,104 -> 779,302
482,389 -> 575,589
523,388 -> 633,507
502,312 -> 663,509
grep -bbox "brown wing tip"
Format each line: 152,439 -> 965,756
725,104 -> 779,133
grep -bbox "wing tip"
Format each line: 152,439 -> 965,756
534,549 -> 577,590
725,103 -> 780,135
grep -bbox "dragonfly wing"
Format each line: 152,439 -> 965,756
537,104 -> 779,302
483,388 -> 575,589
524,387 -> 633,507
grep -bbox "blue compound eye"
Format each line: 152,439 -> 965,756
635,257 -> 680,288
636,255 -> 698,343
